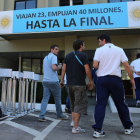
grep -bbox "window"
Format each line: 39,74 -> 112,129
73,0 -> 83,5
15,0 -> 37,10
108,0 -> 134,2
59,0 -> 83,6
32,59 -> 41,74
59,0 -> 70,6
22,59 -> 31,71
22,58 -> 42,74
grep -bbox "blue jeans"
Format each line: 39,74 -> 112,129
40,81 -> 63,118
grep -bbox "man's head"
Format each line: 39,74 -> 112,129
73,39 -> 85,51
50,44 -> 59,55
136,53 -> 140,59
97,34 -> 111,46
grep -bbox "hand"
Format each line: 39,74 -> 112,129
58,65 -> 62,70
87,81 -> 94,91
130,79 -> 135,89
60,80 -> 64,88
58,63 -> 62,69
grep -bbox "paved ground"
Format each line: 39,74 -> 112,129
0,97 -> 140,140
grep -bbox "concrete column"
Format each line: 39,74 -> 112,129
64,35 -> 77,55
84,0 -> 97,4
18,56 -> 21,72
4,0 -> 15,11
48,0 -> 59,7
0,0 -> 4,11
45,0 -> 49,7
98,0 -> 108,3
70,0 -> 73,6
37,0 -> 48,8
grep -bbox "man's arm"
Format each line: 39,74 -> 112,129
52,64 -> 61,71
123,62 -> 135,88
60,64 -> 66,87
130,66 -> 140,76
93,60 -> 99,69
84,64 -> 94,90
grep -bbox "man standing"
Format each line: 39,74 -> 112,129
60,39 -> 93,134
130,53 -> 140,107
92,34 -> 134,138
39,44 -> 68,121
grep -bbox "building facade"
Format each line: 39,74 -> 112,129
0,0 -> 140,97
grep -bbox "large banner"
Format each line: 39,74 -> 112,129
0,1 -> 140,34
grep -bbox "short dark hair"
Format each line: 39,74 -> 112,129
136,53 -> 140,59
97,34 -> 111,43
73,39 -> 84,51
50,44 -> 59,51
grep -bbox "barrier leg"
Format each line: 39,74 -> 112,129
7,78 -> 12,113
33,82 -> 37,110
21,79 -> 25,113
25,79 -> 29,112
18,78 -> 22,113
12,77 -> 16,116
30,80 -> 34,111
1,78 -> 7,114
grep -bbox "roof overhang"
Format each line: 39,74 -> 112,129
0,28 -> 140,40
0,27 -> 140,41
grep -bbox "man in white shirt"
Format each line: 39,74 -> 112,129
92,34 -> 135,138
130,53 -> 140,107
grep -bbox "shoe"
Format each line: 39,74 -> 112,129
93,130 -> 105,138
38,118 -> 47,122
136,100 -> 140,107
124,127 -> 134,135
70,121 -> 74,127
57,114 -> 68,120
0,114 -> 8,121
65,108 -> 71,114
72,127 -> 86,134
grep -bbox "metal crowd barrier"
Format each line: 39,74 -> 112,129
0,69 -> 39,117
0,68 -> 12,114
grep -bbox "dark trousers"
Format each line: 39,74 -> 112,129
93,75 -> 133,130
134,78 -> 140,101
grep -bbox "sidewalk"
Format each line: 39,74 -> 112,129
0,97 -> 140,140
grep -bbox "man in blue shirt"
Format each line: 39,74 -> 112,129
39,44 -> 68,121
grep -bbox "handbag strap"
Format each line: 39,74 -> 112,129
74,52 -> 84,66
